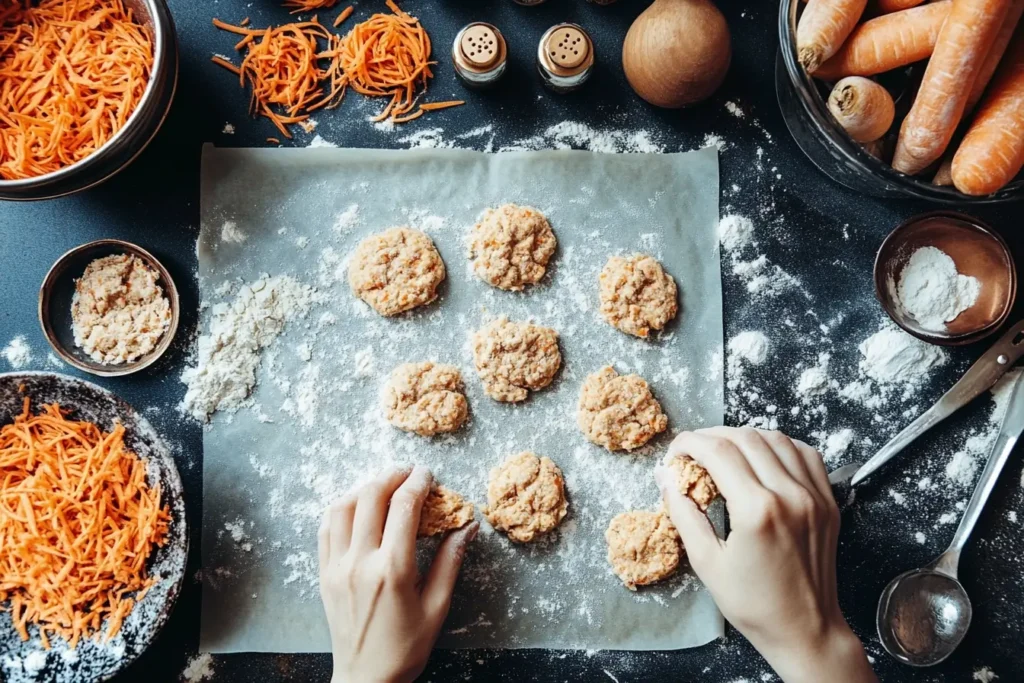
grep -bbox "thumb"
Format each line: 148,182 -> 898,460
422,521 -> 479,627
655,464 -> 722,579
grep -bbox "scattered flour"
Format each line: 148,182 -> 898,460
220,220 -> 246,244
894,246 -> 981,332
307,135 -> 337,148
182,653 -> 215,682
2,335 -> 32,369
332,204 -> 360,234
222,123 -> 235,135
718,214 -> 754,252
973,666 -> 998,682
795,353 -> 832,400
858,325 -> 946,390
821,428 -> 855,465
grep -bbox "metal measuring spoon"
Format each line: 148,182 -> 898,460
876,372 -> 1024,667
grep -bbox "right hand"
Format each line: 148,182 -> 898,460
655,427 -> 877,683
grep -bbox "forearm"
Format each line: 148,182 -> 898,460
756,625 -> 878,683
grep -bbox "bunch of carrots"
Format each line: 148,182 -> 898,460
0,0 -> 154,180
0,399 -> 170,649
797,0 -> 1024,195
212,0 -> 463,138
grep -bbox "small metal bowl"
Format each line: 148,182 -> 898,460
39,240 -> 180,377
874,212 -> 1016,346
0,0 -> 177,201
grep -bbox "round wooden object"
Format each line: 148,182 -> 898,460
545,26 -> 589,69
460,25 -> 500,68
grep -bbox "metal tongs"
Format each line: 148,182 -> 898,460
829,319 -> 1024,489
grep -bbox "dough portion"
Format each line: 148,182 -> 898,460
383,362 -> 468,436
605,510 -> 681,590
348,227 -> 446,316
577,366 -> 668,451
599,254 -> 678,338
663,453 -> 719,511
468,204 -> 556,291
417,484 -> 475,537
471,318 -> 561,402
483,451 -> 568,543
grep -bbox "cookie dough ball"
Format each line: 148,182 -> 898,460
599,254 -> 678,338
605,510 -> 681,590
663,453 -> 719,511
471,317 -> 561,403
417,484 -> 475,537
577,366 -> 668,451
483,451 -> 568,543
469,204 -> 557,291
383,362 -> 468,436
348,227 -> 446,316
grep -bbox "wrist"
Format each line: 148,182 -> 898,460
756,622 -> 876,683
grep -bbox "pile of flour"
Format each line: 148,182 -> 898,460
892,246 -> 980,332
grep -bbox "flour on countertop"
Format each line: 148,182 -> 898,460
973,666 -> 998,682
2,335 -> 32,369
222,123 -> 235,135
307,135 -> 337,148
718,214 -> 754,252
181,653 -> 215,682
893,246 -> 980,332
220,220 -> 246,244
795,353 -> 832,400
858,325 -> 947,391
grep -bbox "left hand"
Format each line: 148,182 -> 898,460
319,466 -> 479,683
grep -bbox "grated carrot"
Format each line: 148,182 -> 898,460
418,100 -> 465,111
0,399 -> 170,649
284,0 -> 339,13
333,5 -> 354,27
0,0 -> 154,181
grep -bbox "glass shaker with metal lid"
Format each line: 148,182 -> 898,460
537,24 -> 594,93
452,22 -> 508,87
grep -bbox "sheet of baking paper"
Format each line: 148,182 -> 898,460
197,145 -> 724,652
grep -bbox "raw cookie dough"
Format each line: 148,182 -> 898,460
599,254 -> 678,338
471,317 -> 561,402
577,366 -> 668,451
417,484 -> 475,537
605,510 -> 681,590
348,227 -> 446,316
663,453 -> 719,511
383,362 -> 468,436
468,204 -> 557,291
483,451 -> 568,542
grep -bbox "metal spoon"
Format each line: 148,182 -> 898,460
876,371 -> 1024,666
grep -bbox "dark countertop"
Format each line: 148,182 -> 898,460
1,0 -> 1022,681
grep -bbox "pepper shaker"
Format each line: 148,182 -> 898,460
452,23 -> 508,87
537,24 -> 595,93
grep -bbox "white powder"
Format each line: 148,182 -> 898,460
725,101 -> 745,118
718,214 -> 754,252
973,667 -> 998,682
180,275 -> 320,421
894,246 -> 980,331
727,331 -> 769,366
858,325 -> 946,387
795,353 -> 831,400
2,335 -> 32,369
307,135 -> 336,148
222,123 -> 235,134
220,220 -> 246,244
914,531 -> 926,544
944,370 -> 1020,488
821,428 -> 854,465
182,653 -> 215,682
332,204 -> 360,233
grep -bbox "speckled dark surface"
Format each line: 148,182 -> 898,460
1,0 -> 1022,681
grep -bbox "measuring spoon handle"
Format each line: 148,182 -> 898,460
851,319 -> 1024,487
932,372 -> 1024,577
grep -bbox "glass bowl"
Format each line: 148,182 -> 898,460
776,0 -> 1024,202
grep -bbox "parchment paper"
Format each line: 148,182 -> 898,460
198,145 -> 724,652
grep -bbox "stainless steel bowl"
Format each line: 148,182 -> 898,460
0,0 -> 178,201
776,0 -> 1024,202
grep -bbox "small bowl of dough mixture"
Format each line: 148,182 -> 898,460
39,240 -> 179,376
874,212 -> 1016,346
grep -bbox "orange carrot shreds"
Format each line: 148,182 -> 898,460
322,1 -> 437,122
213,18 -> 342,139
0,400 -> 170,649
0,0 -> 154,181
267,137 -> 281,144
211,54 -> 241,75
333,5 -> 354,27
418,100 -> 466,112
284,0 -> 339,13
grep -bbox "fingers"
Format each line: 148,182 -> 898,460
351,468 -> 413,552
697,427 -> 797,495
792,438 -> 837,505
752,429 -> 824,504
667,431 -> 762,503
321,494 -> 356,572
654,464 -> 722,575
421,521 -> 480,627
381,466 -> 433,557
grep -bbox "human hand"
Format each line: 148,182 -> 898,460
655,428 -> 876,683
319,466 -> 479,683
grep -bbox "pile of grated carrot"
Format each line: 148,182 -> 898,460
0,398 -> 170,649
0,0 -> 154,181
213,0 -> 463,135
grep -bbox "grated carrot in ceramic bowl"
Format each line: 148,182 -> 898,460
0,399 -> 170,649
0,0 -> 154,181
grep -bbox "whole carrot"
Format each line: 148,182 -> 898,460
813,1 -> 952,79
951,29 -> 1024,195
965,0 -> 1024,113
827,76 -> 896,141
876,0 -> 925,13
797,0 -> 869,72
893,0 -> 1013,175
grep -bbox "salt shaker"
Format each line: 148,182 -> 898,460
452,23 -> 507,87
537,24 -> 595,93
